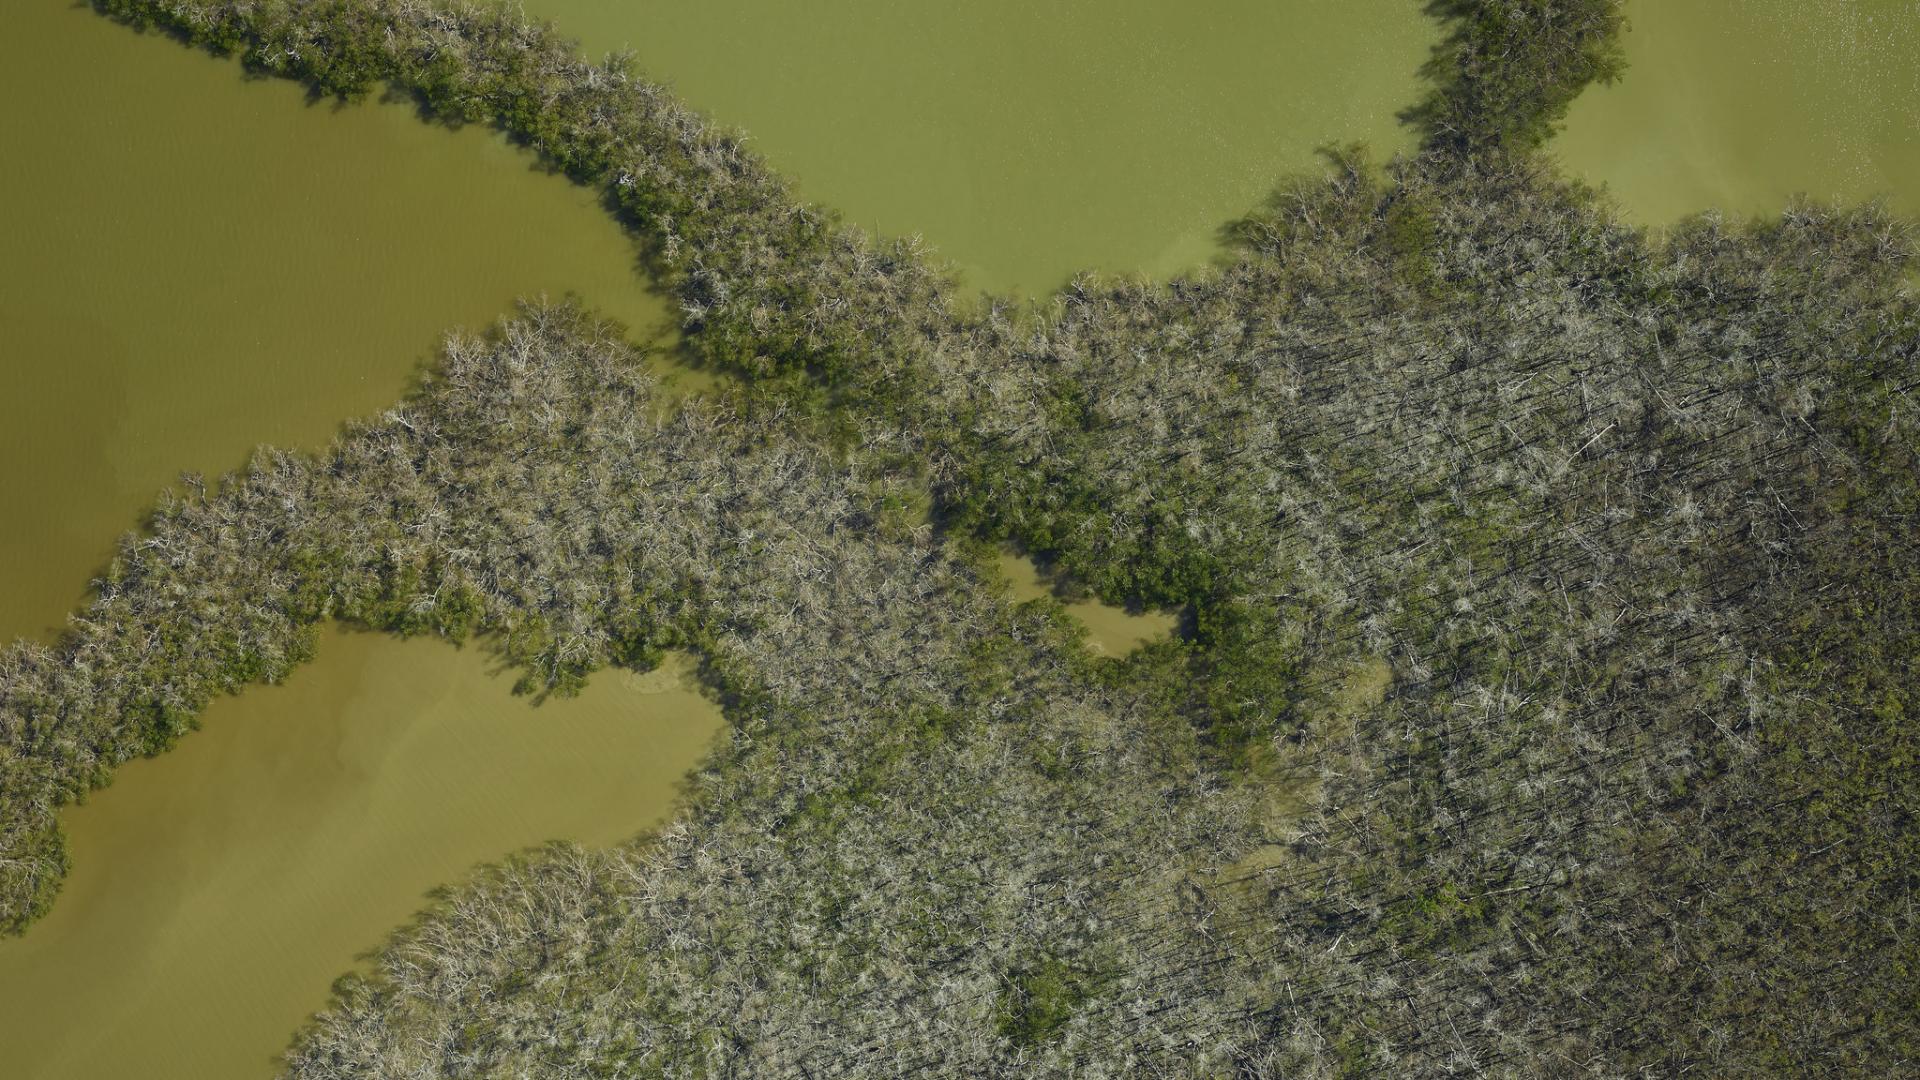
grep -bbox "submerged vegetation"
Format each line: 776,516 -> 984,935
0,0 -> 1914,1074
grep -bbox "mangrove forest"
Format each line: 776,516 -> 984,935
0,0 -> 1915,1076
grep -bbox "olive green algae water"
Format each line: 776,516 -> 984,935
0,626 -> 723,1080
525,0 -> 1434,295
1556,0 -> 1920,222
0,3 -> 675,645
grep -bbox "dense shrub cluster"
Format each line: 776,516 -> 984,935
1,0 -> 1913,1074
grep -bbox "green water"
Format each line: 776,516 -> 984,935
1556,0 -> 1920,222
0,627 -> 723,1080
526,0 -> 1433,294
0,3 -> 676,646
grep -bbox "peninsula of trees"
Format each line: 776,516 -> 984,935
1,0 -> 1913,1074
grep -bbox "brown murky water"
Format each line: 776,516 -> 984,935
0,627 -> 723,1080
0,4 -> 677,646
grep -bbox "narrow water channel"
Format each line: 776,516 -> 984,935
0,4 -> 675,645
0,626 -> 724,1080
524,0 -> 1434,295
1555,0 -> 1920,222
